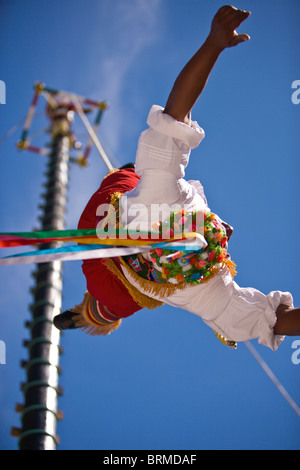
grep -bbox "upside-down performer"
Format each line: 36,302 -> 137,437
54,5 -> 300,350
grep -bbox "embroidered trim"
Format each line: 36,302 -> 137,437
71,292 -> 122,336
103,258 -> 164,309
98,191 -> 123,233
213,330 -> 237,349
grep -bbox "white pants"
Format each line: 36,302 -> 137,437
121,105 -> 293,350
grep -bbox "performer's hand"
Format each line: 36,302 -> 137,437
163,5 -> 251,122
209,5 -> 251,50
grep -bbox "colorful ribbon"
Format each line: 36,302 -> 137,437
0,228 -> 108,247
0,228 -> 199,247
0,228 -> 206,265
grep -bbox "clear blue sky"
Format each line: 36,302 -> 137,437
0,0 -> 299,450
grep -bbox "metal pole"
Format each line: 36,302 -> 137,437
11,106 -> 72,449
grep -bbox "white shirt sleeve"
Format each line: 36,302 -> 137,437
135,105 -> 205,179
121,105 -> 208,229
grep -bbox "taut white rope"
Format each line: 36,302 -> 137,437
72,95 -> 113,171
245,340 -> 300,418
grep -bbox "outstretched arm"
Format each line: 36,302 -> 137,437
164,5 -> 251,123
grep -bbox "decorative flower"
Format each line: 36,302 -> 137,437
214,231 -> 224,243
197,259 -> 207,268
177,257 -> 191,267
188,224 -> 197,232
152,221 -> 161,230
168,278 -> 178,284
208,250 -> 216,262
178,215 -> 188,226
175,209 -> 185,220
217,253 -> 225,263
221,236 -> 228,247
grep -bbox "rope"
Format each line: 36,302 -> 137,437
72,95 -> 113,171
244,340 -> 300,418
